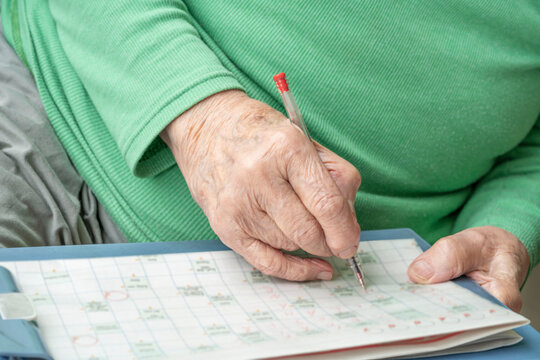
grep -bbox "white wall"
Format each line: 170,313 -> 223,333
521,265 -> 540,330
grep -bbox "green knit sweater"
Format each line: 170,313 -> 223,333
2,1 -> 540,270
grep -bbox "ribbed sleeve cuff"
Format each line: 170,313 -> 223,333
124,74 -> 243,177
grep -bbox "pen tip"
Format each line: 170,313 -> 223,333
356,273 -> 366,291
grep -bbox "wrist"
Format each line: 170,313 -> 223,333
160,90 -> 247,152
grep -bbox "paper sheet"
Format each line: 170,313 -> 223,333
0,239 -> 527,359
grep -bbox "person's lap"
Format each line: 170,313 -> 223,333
0,19 -> 125,247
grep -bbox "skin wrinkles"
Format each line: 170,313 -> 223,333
161,89 -> 529,311
408,226 -> 529,312
161,89 -> 361,281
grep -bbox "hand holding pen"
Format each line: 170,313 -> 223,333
273,73 -> 366,289
164,84 -> 361,282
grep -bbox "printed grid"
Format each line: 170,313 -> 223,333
0,239 -> 516,359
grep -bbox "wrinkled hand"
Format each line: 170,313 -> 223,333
408,226 -> 530,312
162,90 -> 361,281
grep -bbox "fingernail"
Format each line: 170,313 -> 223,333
338,245 -> 357,258
410,260 -> 434,282
317,272 -> 333,281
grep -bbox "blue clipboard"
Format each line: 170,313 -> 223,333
0,228 -> 538,360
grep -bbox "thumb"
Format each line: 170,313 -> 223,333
313,141 -> 361,205
408,232 -> 486,284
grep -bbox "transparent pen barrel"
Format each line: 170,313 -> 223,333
280,91 -> 312,141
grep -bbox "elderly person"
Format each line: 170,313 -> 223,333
1,1 -> 539,312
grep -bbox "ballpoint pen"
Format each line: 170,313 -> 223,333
273,72 -> 366,290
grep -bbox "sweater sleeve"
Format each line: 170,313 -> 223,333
454,116 -> 540,273
47,1 -> 243,177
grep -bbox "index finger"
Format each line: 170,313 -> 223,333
231,237 -> 334,281
286,144 -> 360,258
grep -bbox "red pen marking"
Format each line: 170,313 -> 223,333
72,335 -> 98,347
271,332 -> 466,359
104,290 -> 129,301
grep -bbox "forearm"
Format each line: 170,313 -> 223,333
48,0 -> 243,177
454,122 -> 540,271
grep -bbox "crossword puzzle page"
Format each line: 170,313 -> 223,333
0,239 -> 528,359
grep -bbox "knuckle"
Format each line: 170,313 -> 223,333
433,237 -> 463,276
236,154 -> 265,175
348,166 -> 362,188
208,213 -> 229,237
435,236 -> 464,257
235,213 -> 258,234
435,237 -> 454,252
277,127 -> 308,156
271,126 -> 291,143
209,208 -> 250,241
243,238 -> 261,255
467,228 -> 489,245
341,162 -> 362,187
290,217 -> 323,245
282,255 -> 311,281
292,264 -> 311,281
257,250 -> 287,278
312,192 -> 348,220
280,241 -> 301,252
216,225 -> 246,247
269,126 -> 299,147
281,124 -> 305,142
225,205 -> 246,227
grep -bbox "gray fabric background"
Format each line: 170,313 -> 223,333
0,18 -> 126,247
